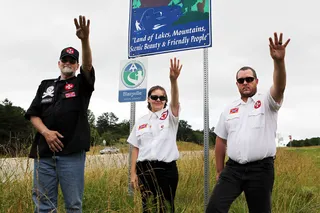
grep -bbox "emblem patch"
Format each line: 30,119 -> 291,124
65,92 -> 76,98
42,86 -> 54,98
65,83 -> 74,90
41,98 -> 53,104
138,123 -> 147,130
254,100 -> 261,109
160,110 -> 168,120
66,48 -> 74,54
229,108 -> 239,114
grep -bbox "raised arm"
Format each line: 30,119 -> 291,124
74,15 -> 93,75
269,32 -> 290,104
170,57 -> 182,117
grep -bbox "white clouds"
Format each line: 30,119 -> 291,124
0,0 -> 319,140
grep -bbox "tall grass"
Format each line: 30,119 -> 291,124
0,146 -> 319,212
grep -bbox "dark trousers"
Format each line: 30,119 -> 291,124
136,160 -> 179,213
206,157 -> 275,213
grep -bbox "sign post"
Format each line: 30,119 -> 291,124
119,58 -> 148,194
128,1 -> 212,210
203,47 -> 210,209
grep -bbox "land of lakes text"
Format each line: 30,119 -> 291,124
132,26 -> 206,43
130,33 -> 209,52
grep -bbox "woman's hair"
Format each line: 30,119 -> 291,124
147,85 -> 168,110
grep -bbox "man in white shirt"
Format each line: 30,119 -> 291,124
206,33 -> 290,213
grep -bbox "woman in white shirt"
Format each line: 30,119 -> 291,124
127,57 -> 182,213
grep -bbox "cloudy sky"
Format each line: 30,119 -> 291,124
1,0 -> 319,143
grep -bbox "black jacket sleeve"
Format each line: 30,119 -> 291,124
24,83 -> 42,120
79,66 -> 95,93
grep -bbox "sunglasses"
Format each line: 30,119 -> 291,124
237,77 -> 255,84
150,95 -> 167,101
61,58 -> 77,64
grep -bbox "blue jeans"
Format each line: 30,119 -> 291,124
32,151 -> 86,213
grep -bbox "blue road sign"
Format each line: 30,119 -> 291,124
128,0 -> 212,58
119,59 -> 148,102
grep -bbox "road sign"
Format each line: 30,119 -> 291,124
119,58 -> 148,102
128,0 -> 212,58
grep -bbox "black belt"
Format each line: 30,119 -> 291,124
137,160 -> 176,168
228,156 -> 275,166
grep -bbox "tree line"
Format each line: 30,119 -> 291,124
0,99 -> 216,156
286,137 -> 320,147
2,98 -> 319,157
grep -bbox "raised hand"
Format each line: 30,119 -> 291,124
170,57 -> 182,81
74,15 -> 90,40
269,32 -> 290,61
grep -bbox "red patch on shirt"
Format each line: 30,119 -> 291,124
65,92 -> 76,98
160,110 -> 168,120
65,83 -> 74,90
138,123 -> 147,130
254,100 -> 261,109
229,107 -> 239,114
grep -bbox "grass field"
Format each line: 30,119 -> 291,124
0,145 -> 319,213
287,146 -> 320,167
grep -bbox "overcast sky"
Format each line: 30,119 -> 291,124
1,0 -> 319,143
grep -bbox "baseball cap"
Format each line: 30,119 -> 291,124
59,47 -> 79,62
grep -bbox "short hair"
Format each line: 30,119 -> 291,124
147,85 -> 168,110
236,66 -> 257,79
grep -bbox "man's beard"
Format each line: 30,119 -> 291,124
61,67 -> 74,77
240,87 -> 257,98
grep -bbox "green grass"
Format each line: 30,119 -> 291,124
0,146 -> 319,212
286,146 -> 320,167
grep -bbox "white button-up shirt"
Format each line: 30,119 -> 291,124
214,90 -> 281,164
127,105 -> 180,163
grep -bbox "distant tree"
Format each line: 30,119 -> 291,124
100,131 -> 119,146
90,127 -> 100,146
0,99 -> 33,156
192,130 -> 203,144
87,109 -> 100,146
177,120 -> 193,142
287,137 -> 320,147
209,127 -> 217,146
87,109 -> 95,127
96,112 -> 119,134
114,119 -> 130,139
189,127 -> 216,145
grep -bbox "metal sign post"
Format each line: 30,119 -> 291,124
127,0 -> 213,209
128,102 -> 136,195
203,47 -> 210,210
118,58 -> 148,195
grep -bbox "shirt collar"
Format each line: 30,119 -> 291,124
251,93 -> 260,102
148,108 -> 167,120
55,75 -> 76,82
232,92 -> 260,107
231,99 -> 242,107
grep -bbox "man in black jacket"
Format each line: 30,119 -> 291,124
25,15 -> 94,213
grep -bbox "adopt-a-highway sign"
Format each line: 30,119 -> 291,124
119,58 -> 147,102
